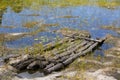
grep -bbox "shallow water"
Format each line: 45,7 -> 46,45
0,1 -> 120,78
0,5 -> 120,48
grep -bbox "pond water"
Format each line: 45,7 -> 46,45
0,1 -> 120,78
0,5 -> 120,48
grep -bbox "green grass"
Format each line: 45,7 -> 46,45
0,0 -> 120,13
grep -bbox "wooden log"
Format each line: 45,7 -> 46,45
47,58 -> 59,64
44,55 -> 70,70
44,53 -> 75,74
53,39 -> 88,56
3,54 -> 21,62
9,54 -> 31,66
12,55 -> 47,70
54,40 -> 89,59
27,61 -> 40,69
62,37 -> 106,66
44,63 -> 55,70
43,37 -> 73,51
74,42 -> 99,59
76,41 -> 94,52
57,55 -> 70,63
4,36 -> 106,73
44,37 -> 106,74
43,58 -> 61,70
65,35 -> 105,42
27,60 -> 49,70
44,63 -> 64,74
63,42 -> 95,65
35,55 -> 46,61
63,37 -> 106,66
11,38 -> 84,71
52,41 -> 76,55
44,42 -> 97,74
15,58 -> 35,70
39,61 -> 49,69
56,41 -> 89,58
80,42 -> 99,55
50,41 -> 88,69
8,54 -> 46,68
43,33 -> 79,51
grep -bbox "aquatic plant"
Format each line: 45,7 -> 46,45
25,43 -> 44,56
23,21 -> 39,28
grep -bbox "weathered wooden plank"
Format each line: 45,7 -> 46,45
44,55 -> 70,70
54,40 -> 89,59
43,37 -> 74,51
27,60 -> 49,70
3,54 -> 21,62
27,61 -> 40,69
62,38 -> 106,65
65,35 -> 105,42
44,43 -> 97,74
43,33 -> 80,51
34,41 -> 93,71
44,37 -> 106,74
9,54 -> 32,66
16,58 -> 35,70
44,63 -> 55,70
44,63 -> 64,74
76,41 -> 94,53
53,41 -> 77,55
4,36 -> 106,74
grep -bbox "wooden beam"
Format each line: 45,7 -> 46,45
44,37 -> 106,74
65,35 -> 106,43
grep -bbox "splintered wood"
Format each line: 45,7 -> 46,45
4,34 -> 106,74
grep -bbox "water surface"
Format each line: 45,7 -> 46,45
0,1 -> 120,78
0,5 -> 120,48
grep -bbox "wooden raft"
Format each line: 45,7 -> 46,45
4,35 -> 106,74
